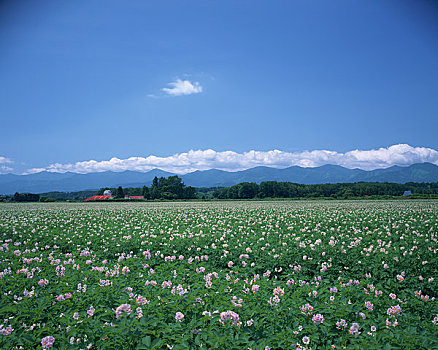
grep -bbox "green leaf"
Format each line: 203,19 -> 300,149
142,336 -> 151,347
151,338 -> 163,349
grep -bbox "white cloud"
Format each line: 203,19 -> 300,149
0,156 -> 12,164
161,79 -> 203,96
23,168 -> 47,175
0,166 -> 13,174
24,144 -> 438,175
0,156 -> 13,173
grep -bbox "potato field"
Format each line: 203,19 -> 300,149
0,201 -> 437,349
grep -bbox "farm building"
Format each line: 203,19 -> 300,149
83,195 -> 112,201
124,195 -> 144,199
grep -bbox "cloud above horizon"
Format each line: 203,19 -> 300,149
23,144 -> 438,175
0,156 -> 13,174
161,79 -> 203,96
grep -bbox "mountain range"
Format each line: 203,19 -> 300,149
0,163 -> 437,194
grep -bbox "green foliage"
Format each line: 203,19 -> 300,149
212,181 -> 438,199
39,196 -> 56,202
12,192 -> 40,202
149,176 -> 197,200
39,190 -> 97,201
142,186 -> 150,199
116,186 -> 125,199
94,176 -> 196,201
0,201 -> 437,349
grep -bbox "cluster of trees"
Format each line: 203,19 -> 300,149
97,176 -> 197,200
3,192 -> 90,202
212,181 -> 438,199
12,192 -> 40,202
39,191 -> 96,201
147,175 -> 196,199
4,179 -> 438,202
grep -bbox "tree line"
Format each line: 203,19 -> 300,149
97,175 -> 197,200
3,178 -> 438,202
212,181 -> 438,199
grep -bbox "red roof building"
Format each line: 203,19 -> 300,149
84,195 -> 112,201
124,195 -> 144,199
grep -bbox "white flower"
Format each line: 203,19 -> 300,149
175,312 -> 184,322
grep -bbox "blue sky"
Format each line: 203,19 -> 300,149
1,0 -> 438,174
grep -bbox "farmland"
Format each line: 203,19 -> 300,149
0,201 -> 437,349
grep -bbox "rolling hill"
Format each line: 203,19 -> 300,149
0,163 -> 437,194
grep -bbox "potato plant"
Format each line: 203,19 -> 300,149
0,201 -> 437,349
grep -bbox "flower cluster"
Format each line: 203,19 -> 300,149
300,304 -> 314,315
312,314 -> 325,325
115,304 -> 132,319
41,336 -> 55,349
219,310 -> 240,326
349,323 -> 361,336
365,301 -> 374,311
0,325 -> 14,335
38,278 -> 49,286
387,305 -> 402,318
87,305 -> 95,317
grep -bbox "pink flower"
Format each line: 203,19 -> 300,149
231,296 -> 243,307
336,319 -> 347,329
268,295 -> 281,306
219,310 -> 240,326
365,301 -> 374,311
115,304 -> 132,319
396,274 -> 404,282
0,325 -> 14,335
38,279 -> 49,286
387,305 -> 402,318
175,312 -> 184,322
273,287 -> 285,296
312,314 -> 325,325
41,336 -> 55,349
349,323 -> 361,335
386,318 -> 399,328
300,304 -> 314,316
87,306 -> 95,317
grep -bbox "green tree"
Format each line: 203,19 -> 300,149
13,192 -> 40,202
238,182 -> 258,199
142,186 -> 150,199
184,186 -> 197,199
116,186 -> 125,199
151,177 -> 160,199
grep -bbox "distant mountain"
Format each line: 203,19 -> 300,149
0,163 -> 437,194
181,163 -> 438,187
354,163 -> 438,183
0,169 -> 174,194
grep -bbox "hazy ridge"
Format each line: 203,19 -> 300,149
1,163 -> 437,194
